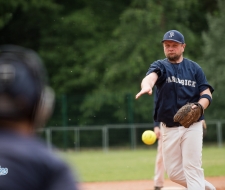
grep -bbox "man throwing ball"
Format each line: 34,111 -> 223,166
136,30 -> 215,190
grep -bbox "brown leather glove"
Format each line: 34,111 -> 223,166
174,102 -> 204,128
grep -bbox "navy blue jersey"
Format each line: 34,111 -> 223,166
0,130 -> 79,190
147,58 -> 214,127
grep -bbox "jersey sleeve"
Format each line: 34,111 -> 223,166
196,67 -> 214,93
146,60 -> 166,85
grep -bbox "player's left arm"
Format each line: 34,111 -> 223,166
195,67 -> 214,110
198,88 -> 212,110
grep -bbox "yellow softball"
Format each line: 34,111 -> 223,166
142,130 -> 156,145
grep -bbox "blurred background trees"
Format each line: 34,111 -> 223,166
0,0 -> 224,127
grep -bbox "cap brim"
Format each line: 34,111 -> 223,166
161,39 -> 184,44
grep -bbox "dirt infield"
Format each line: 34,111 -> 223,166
81,176 -> 225,190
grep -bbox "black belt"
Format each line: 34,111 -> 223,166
162,122 -> 182,127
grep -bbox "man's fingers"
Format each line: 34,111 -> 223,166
192,105 -> 197,109
136,89 -> 152,99
135,92 -> 142,99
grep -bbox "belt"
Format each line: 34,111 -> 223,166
162,122 -> 182,127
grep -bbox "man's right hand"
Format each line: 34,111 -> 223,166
135,86 -> 153,99
135,72 -> 158,99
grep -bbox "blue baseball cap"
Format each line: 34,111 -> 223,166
162,30 -> 185,44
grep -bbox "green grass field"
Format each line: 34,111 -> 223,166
58,146 -> 225,182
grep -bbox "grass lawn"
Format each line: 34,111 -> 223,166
58,146 -> 225,182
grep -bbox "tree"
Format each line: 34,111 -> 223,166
0,0 -> 61,49
200,0 -> 225,119
80,0 -> 208,125
0,0 -> 219,126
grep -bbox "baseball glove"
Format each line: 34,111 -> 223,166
173,102 -> 204,128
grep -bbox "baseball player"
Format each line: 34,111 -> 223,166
136,30 -> 215,190
0,45 -> 79,190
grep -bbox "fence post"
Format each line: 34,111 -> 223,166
74,128 -> 80,152
62,94 -> 68,150
102,127 -> 108,152
130,124 -> 136,150
216,121 -> 223,147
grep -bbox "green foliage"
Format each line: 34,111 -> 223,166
199,0 -> 225,119
0,0 -> 222,127
80,0 -> 213,125
0,0 -> 61,48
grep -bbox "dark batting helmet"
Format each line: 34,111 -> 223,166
0,45 -> 55,127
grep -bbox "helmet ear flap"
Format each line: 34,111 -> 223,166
33,86 -> 55,128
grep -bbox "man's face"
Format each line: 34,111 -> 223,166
163,41 -> 186,62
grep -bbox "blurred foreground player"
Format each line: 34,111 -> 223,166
0,45 -> 79,190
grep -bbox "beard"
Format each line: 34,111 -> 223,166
166,53 -> 181,62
